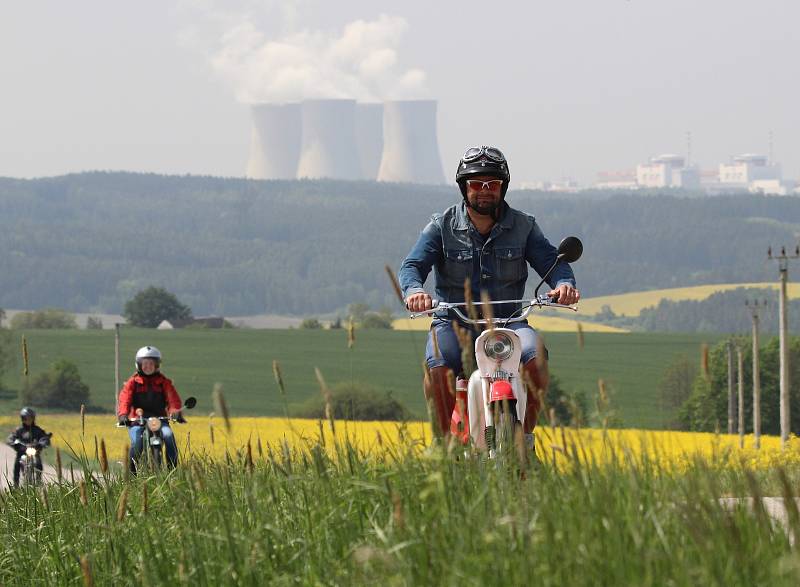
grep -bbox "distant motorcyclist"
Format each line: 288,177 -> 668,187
117,346 -> 183,472
399,145 -> 580,447
6,407 -> 50,487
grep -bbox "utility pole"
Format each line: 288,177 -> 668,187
737,344 -> 744,449
114,323 -> 121,414
768,245 -> 799,448
727,340 -> 734,434
746,300 -> 764,449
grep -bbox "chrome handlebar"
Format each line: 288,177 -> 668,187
409,296 -> 578,325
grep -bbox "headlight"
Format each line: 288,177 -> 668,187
484,333 -> 514,361
25,447 -> 37,457
147,417 -> 162,433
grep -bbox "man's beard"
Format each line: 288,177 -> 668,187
468,197 -> 500,217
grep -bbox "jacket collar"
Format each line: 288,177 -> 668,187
134,372 -> 162,383
453,201 -> 512,232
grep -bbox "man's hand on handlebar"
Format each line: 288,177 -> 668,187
405,292 -> 433,313
548,284 -> 581,305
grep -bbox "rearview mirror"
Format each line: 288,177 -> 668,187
184,397 -> 197,409
557,236 -> 583,264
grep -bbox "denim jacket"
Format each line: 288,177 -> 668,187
399,201 -> 576,320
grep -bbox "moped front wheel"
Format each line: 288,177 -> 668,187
488,401 -> 527,472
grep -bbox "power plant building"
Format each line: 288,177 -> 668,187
636,154 -> 700,189
246,103 -> 301,180
377,100 -> 445,184
246,99 -> 444,184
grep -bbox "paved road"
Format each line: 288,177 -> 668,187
0,443 -> 82,488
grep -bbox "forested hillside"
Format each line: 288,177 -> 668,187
0,172 -> 797,315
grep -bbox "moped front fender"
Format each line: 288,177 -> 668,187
466,370 -> 527,448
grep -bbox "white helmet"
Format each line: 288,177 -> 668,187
135,346 -> 162,372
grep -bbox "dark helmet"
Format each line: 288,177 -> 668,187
20,407 -> 36,421
455,145 -> 511,201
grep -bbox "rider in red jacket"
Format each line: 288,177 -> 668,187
117,346 -> 183,472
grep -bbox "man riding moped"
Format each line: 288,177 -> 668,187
399,146 -> 580,450
5,407 -> 51,487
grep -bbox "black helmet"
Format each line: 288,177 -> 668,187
455,146 -> 511,201
20,407 -> 36,421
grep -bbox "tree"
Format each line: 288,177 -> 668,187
21,359 -> 91,410
10,308 -> 78,329
541,375 -> 588,427
123,287 -> 192,328
0,308 -> 5,329
360,308 -> 394,329
292,382 -> 412,421
300,317 -> 322,329
86,316 -> 104,330
347,303 -> 370,323
679,336 -> 800,434
658,355 -> 697,430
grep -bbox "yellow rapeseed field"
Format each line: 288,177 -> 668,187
578,282 -> 800,317
4,414 -> 800,472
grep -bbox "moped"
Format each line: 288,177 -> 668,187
410,237 -> 583,462
13,433 -> 52,486
118,397 -> 197,469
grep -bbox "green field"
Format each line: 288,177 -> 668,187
1,329 -> 721,428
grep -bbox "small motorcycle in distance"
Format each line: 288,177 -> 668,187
410,237 -> 583,464
13,433 -> 52,487
118,397 -> 197,470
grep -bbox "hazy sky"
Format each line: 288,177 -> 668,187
1,0 -> 798,184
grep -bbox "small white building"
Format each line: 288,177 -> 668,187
716,154 -> 796,195
636,154 -> 700,189
594,170 -> 638,189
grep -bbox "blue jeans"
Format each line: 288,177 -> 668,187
425,320 -> 546,375
128,423 -> 178,470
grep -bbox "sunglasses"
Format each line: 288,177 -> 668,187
462,145 -> 506,163
465,179 -> 504,191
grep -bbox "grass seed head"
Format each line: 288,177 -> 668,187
347,317 -> 356,349
80,555 -> 93,587
116,486 -> 128,522
463,277 -> 479,323
315,367 -> 336,434
21,335 -> 29,377
212,384 -> 232,432
384,265 -> 405,305
431,327 -> 441,359
99,439 -> 108,475
79,480 -> 88,506
272,360 -> 286,396
480,290 -> 494,331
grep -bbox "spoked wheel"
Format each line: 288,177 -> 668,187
488,400 -> 528,475
23,465 -> 36,487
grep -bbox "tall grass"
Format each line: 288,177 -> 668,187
2,433 -> 800,585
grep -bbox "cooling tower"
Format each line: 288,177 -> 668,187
355,103 -> 384,180
377,100 -> 445,184
296,99 -> 362,180
246,103 -> 301,179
